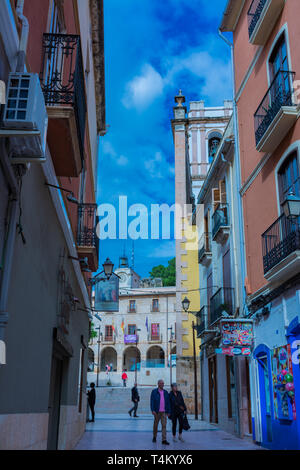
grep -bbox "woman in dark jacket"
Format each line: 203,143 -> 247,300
169,383 -> 187,442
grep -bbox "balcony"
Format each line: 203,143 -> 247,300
198,232 -> 212,267
76,203 -> 99,272
40,34 -> 87,177
148,334 -> 163,344
195,306 -> 208,338
102,336 -> 115,345
262,214 -> 300,283
210,288 -> 235,326
248,0 -> 285,45
254,70 -> 297,153
212,204 -> 230,244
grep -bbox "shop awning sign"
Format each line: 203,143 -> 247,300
215,347 -> 252,356
220,319 -> 254,348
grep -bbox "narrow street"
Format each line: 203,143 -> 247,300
75,387 -> 260,451
76,415 -> 260,451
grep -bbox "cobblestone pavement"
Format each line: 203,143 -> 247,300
75,413 -> 261,450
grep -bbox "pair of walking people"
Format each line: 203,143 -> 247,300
150,380 -> 187,445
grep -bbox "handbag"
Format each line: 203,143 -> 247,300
182,414 -> 190,431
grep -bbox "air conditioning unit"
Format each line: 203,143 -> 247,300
2,73 -> 48,163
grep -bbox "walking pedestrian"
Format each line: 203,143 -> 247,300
150,379 -> 171,445
87,382 -> 96,423
122,370 -> 128,387
128,382 -> 140,417
169,383 -> 187,442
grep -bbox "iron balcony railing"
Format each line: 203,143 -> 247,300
148,334 -> 163,342
40,33 -> 87,163
145,359 -> 165,368
212,203 -> 229,239
262,214 -> 300,274
254,70 -> 296,147
198,232 -> 212,262
77,203 -> 98,253
210,288 -> 234,325
247,0 -> 268,38
195,306 -> 208,337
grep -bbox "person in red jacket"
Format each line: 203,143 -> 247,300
122,370 -> 128,387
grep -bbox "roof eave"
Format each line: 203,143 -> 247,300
219,0 -> 246,32
89,0 -> 106,135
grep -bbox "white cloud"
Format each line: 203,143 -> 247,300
144,151 -> 165,179
122,64 -> 164,110
102,141 -> 129,167
116,155 -> 129,166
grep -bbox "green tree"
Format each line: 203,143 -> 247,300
149,258 -> 176,286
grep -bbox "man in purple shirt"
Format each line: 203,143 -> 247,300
150,379 -> 171,445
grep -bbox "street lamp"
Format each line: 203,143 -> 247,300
103,258 -> 114,279
45,183 -> 79,205
181,297 -> 199,420
282,191 -> 300,220
182,297 -> 191,313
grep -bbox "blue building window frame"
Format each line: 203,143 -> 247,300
253,344 -> 274,446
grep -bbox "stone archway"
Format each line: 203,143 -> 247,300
100,346 -> 117,371
123,346 -> 141,372
146,346 -> 165,368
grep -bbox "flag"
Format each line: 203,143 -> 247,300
145,316 -> 149,332
112,319 -> 118,337
121,318 -> 125,334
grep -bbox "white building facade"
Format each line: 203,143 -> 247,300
88,264 -> 176,387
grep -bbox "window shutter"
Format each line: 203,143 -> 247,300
219,180 -> 227,203
212,188 -> 221,212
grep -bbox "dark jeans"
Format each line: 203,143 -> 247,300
129,401 -> 138,416
89,402 -> 95,421
123,379 -> 127,387
172,413 -> 184,436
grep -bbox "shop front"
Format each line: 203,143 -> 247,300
252,314 -> 300,450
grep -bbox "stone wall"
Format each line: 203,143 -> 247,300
176,356 -> 201,414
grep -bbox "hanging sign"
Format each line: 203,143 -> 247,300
220,319 -> 254,348
124,334 -> 137,344
215,347 -> 252,356
94,274 -> 119,312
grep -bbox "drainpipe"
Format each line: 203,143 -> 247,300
16,0 -> 29,72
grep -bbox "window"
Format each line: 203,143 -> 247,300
105,325 -> 113,341
129,300 -> 136,312
269,34 -> 288,79
152,299 -> 159,312
49,0 -> 65,34
278,152 -> 300,207
128,324 -> 136,335
151,323 -> 160,340
269,34 -> 291,101
208,132 -> 222,163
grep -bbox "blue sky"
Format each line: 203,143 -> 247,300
97,0 -> 232,278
